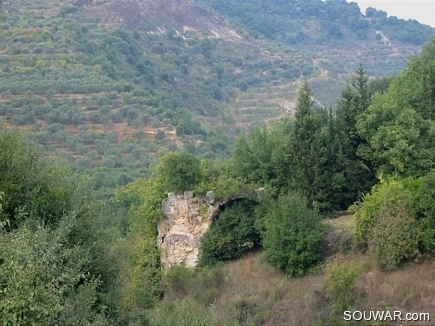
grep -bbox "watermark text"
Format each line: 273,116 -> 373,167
344,310 -> 430,322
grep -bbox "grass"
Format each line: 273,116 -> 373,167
159,216 -> 435,325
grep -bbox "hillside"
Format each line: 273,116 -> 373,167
154,215 -> 435,325
0,0 -> 433,193
3,36 -> 435,325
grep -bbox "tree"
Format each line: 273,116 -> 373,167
262,194 -> 324,276
289,81 -> 325,208
334,65 -> 376,205
155,129 -> 165,140
198,199 -> 259,267
356,42 -> 435,177
0,216 -> 110,326
114,178 -> 165,311
412,170 -> 435,252
317,107 -> 347,211
0,129 -> 76,229
157,151 -> 203,194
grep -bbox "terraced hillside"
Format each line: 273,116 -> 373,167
0,0 -> 433,192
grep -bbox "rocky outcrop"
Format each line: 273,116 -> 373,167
81,0 -> 246,43
157,191 -> 227,268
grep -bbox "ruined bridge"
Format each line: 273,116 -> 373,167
157,191 -> 245,268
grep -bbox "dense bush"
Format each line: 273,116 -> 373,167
198,199 -> 259,267
0,216 -> 110,326
413,170 -> 435,252
324,261 -> 361,313
0,129 -> 76,229
350,176 -> 420,252
371,202 -> 420,271
157,151 -> 203,194
0,130 -> 122,325
262,194 -> 324,276
350,176 -> 426,270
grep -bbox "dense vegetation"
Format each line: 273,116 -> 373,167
200,0 -> 434,45
1,0 -> 435,322
0,0 -> 433,199
3,38 -> 435,324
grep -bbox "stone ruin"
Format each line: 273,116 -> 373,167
157,191 -> 229,268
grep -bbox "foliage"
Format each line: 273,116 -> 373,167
350,176 -> 420,252
324,261 -> 361,313
0,129 -> 76,229
157,151 -> 203,194
114,177 -> 165,311
262,194 -> 324,276
0,191 -> 3,213
370,201 -> 420,271
1,1 -> 435,322
289,81 -> 326,208
412,170 -> 435,252
334,65 -> 377,208
0,129 -> 134,324
316,108 -> 347,212
0,0 -> 427,182
198,199 -> 259,267
356,39 -> 435,177
0,216 -> 110,326
200,0 -> 433,46
232,121 -> 292,191
196,171 -> 255,199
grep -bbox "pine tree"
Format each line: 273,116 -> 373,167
289,81 -> 326,208
335,65 -> 376,206
318,107 -> 347,211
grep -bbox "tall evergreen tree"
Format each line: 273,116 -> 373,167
335,65 -> 376,206
318,107 -> 347,211
289,81 -> 325,208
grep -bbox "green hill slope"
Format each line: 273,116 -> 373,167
0,0 -> 433,192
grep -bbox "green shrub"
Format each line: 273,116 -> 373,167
413,170 -> 435,251
198,199 -> 259,267
350,176 -> 420,251
371,202 -> 421,271
157,151 -> 203,194
324,261 -> 361,313
165,265 -> 194,297
0,129 -> 76,229
155,129 -> 165,140
0,216 -> 110,326
350,176 -> 423,270
148,300 -> 214,326
262,194 -> 324,276
195,172 -> 254,199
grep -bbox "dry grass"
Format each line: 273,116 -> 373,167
214,250 -> 435,325
325,214 -> 355,232
354,259 -> 435,325
161,214 -> 435,325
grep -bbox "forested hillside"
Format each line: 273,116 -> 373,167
2,36 -> 435,325
0,0 -> 433,195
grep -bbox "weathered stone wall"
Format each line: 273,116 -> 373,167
157,191 -> 225,268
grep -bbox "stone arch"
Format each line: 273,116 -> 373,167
157,191 -> 248,268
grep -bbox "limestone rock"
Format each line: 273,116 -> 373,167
158,190 -> 261,268
205,191 -> 215,204
158,192 -> 222,268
